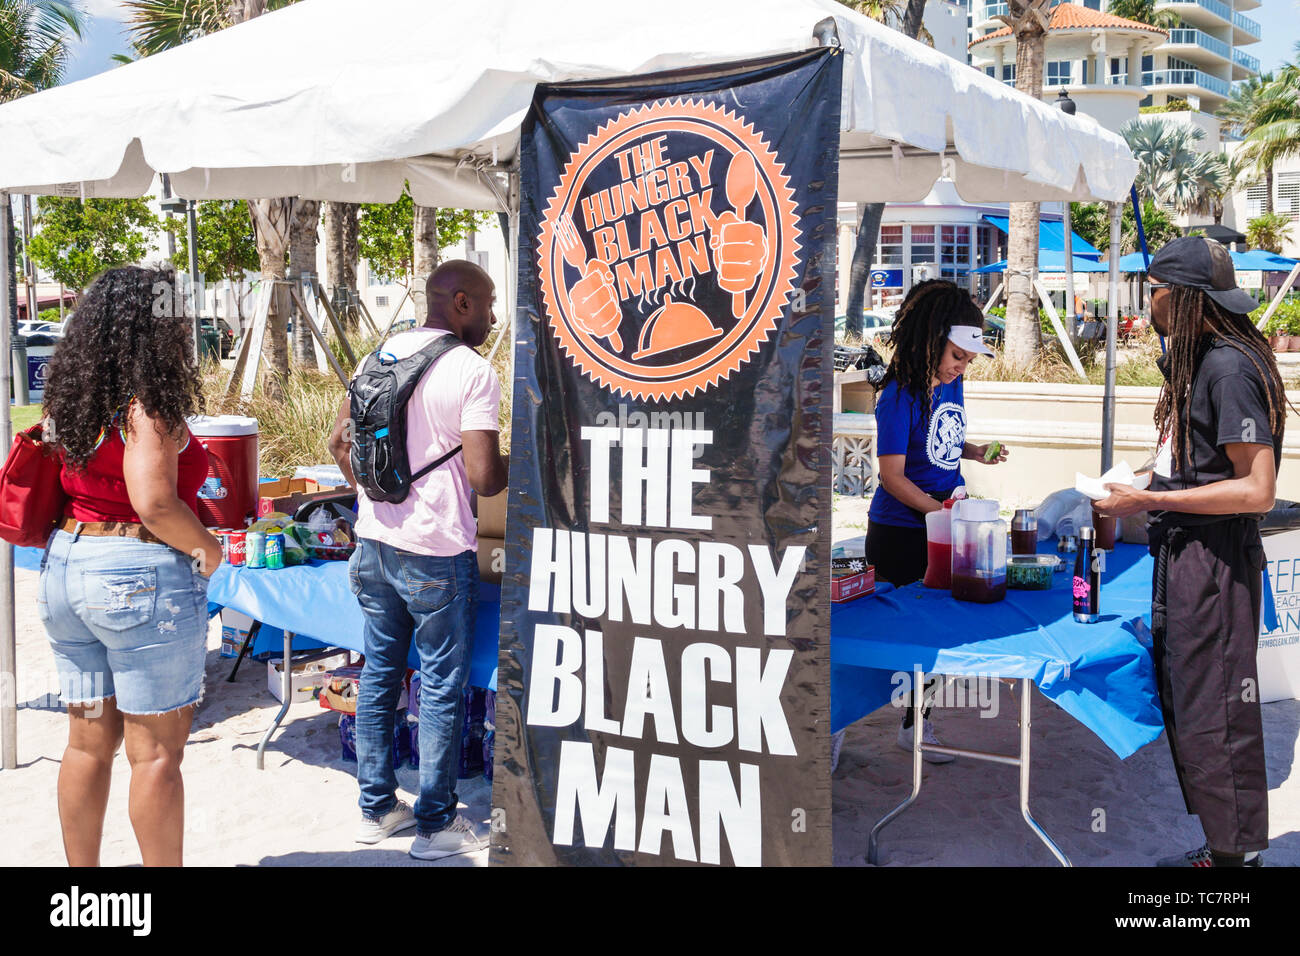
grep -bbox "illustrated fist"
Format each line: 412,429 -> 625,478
711,212 -> 766,294
568,262 -> 621,347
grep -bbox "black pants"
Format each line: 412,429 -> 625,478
1151,518 -> 1269,853
866,520 -> 928,588
867,520 -> 935,728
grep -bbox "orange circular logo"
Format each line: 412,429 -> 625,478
537,99 -> 801,402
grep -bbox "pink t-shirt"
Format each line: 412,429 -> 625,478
352,327 -> 501,557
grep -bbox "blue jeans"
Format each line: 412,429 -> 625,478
39,529 -> 209,714
348,538 -> 477,835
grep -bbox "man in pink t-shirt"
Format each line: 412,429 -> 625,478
328,260 -> 507,861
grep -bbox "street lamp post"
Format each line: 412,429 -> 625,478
1057,90 -> 1078,345
160,196 -> 201,363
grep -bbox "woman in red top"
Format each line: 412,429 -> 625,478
39,265 -> 222,867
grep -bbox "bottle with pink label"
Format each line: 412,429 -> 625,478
1072,526 -> 1101,623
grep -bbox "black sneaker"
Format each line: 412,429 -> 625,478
1156,843 -> 1263,867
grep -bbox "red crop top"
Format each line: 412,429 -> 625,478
61,425 -> 210,523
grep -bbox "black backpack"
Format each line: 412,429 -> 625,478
348,333 -> 464,504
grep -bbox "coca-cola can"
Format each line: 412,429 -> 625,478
224,530 -> 247,566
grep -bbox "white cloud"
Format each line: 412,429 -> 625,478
80,0 -> 132,21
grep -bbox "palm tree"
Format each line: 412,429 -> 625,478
323,200 -> 359,329
994,0 -> 1052,367
1119,117 -> 1233,221
1218,74 -> 1278,213
410,203 -> 438,323
838,0 -> 928,338
1,0 -> 85,341
1244,70 -> 1300,213
1205,151 -> 1253,226
1246,212 -> 1294,253
1102,0 -> 1179,30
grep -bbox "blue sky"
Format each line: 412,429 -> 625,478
61,0 -> 1300,84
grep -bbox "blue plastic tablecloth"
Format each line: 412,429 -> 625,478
207,559 -> 500,691
92,537 -> 1160,758
829,543 -> 1164,759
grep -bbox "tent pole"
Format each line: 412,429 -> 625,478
0,190 -> 16,770
506,164 -> 520,385
1102,202 -> 1121,474
1254,263 -> 1300,331
1062,201 -> 1076,344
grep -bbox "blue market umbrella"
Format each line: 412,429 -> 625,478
974,250 -> 1112,274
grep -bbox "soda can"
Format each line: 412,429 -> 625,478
264,532 -> 285,570
246,531 -> 267,569
225,530 -> 247,567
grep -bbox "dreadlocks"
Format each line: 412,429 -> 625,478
882,279 -> 985,405
1155,285 -> 1286,474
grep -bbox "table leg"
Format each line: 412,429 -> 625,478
867,666 -> 925,865
1018,678 -> 1071,867
256,629 -> 294,771
226,620 -> 262,683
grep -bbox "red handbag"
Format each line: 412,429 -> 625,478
0,423 -> 68,548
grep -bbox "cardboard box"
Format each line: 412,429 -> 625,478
318,664 -> 363,714
267,655 -> 346,704
475,488 -> 508,538
831,567 -> 875,602
257,477 -> 349,518
478,536 -> 505,584
219,609 -> 255,658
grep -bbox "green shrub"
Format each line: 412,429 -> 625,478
985,304 -> 1063,336
1139,99 -> 1191,114
36,308 -> 64,324
1253,300 -> 1300,337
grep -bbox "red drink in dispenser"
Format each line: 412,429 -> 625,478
950,499 -> 1008,603
923,508 -> 953,589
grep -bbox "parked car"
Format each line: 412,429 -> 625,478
834,308 -> 895,343
18,320 -> 63,338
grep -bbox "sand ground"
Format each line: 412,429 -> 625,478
0,495 -> 1295,866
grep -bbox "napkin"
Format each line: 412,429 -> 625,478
1075,461 -> 1152,501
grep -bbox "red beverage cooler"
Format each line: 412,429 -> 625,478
188,415 -> 259,528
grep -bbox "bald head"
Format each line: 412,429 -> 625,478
425,259 -> 496,347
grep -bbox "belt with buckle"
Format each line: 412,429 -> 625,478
58,517 -> 166,545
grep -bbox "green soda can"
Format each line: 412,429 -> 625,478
265,532 -> 285,570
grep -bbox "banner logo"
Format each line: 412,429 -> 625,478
537,99 -> 801,401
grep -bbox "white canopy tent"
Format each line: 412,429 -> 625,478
0,0 -> 1137,769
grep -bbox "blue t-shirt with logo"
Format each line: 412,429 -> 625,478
868,377 -> 966,528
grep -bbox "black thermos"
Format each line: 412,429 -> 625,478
1073,526 -> 1101,623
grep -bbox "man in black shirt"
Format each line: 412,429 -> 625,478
1097,237 -> 1284,867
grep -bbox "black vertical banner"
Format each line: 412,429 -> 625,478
491,49 -> 842,866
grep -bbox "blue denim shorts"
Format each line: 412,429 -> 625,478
38,529 -> 210,715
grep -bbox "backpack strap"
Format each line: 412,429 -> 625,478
404,332 -> 467,483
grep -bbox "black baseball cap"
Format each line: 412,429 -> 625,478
1147,236 -> 1258,315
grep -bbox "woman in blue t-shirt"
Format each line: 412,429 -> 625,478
866,280 -> 1007,757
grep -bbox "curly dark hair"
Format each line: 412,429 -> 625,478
882,279 -> 985,404
43,265 -> 202,470
1155,285 -> 1286,474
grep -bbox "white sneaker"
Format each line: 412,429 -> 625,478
355,800 -> 417,844
409,814 -> 487,860
897,720 -> 955,764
